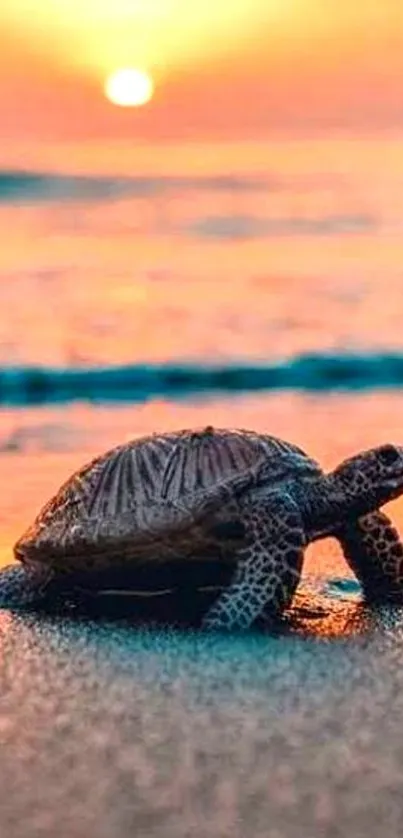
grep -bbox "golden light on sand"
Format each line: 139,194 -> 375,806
104,68 -> 154,107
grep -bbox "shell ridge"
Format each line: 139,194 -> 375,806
160,440 -> 187,500
87,453 -> 119,517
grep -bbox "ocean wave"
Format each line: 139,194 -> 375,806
1,352 -> 403,406
0,170 -> 271,205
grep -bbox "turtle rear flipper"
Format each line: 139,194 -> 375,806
0,564 -> 52,609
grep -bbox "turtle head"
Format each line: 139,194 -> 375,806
330,444 -> 403,514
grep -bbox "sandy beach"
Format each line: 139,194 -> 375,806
1,391 -> 403,837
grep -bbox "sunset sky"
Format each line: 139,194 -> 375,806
1,0 -> 403,141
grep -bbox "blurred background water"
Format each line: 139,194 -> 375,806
2,138 -> 403,368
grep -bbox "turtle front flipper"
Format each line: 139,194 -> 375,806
0,564 -> 53,609
202,494 -> 305,631
337,511 -> 403,601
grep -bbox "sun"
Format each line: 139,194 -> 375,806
104,68 -> 154,107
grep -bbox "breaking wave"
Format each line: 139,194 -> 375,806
1,352 -> 403,406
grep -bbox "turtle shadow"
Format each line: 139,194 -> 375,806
9,574 -> 403,640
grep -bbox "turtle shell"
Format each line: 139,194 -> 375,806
14,426 -> 318,581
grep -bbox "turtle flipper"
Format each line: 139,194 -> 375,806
202,494 -> 305,631
0,564 -> 52,609
337,511 -> 403,601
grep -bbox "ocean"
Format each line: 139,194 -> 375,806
1,136 -> 403,837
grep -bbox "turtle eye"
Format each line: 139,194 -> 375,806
379,445 -> 400,466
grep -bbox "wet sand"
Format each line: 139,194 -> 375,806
1,393 -> 403,837
1,601 -> 403,838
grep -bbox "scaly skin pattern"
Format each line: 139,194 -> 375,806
338,511 -> 403,601
202,492 -> 305,631
323,444 -> 403,602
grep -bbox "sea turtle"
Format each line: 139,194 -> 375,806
1,426 -> 403,629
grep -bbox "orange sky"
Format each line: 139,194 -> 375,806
1,1 -> 403,140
